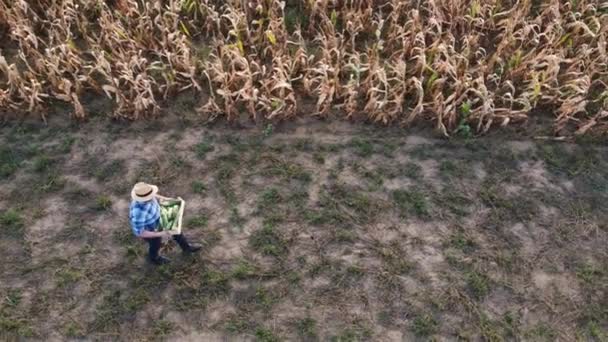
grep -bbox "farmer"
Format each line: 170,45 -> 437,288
129,182 -> 201,265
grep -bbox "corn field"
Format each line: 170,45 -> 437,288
0,0 -> 607,135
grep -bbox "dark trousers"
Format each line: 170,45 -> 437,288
144,234 -> 191,260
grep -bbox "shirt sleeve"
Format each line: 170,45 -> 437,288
131,221 -> 144,236
148,199 -> 161,222
130,205 -> 145,236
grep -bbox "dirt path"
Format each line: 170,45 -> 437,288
0,118 -> 607,341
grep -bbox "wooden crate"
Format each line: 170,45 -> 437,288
159,197 -> 185,235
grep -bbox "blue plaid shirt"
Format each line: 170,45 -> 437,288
129,198 -> 161,236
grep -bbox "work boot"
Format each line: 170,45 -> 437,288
173,234 -> 202,254
149,255 -> 171,265
185,243 -> 202,254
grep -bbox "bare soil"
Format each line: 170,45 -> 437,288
0,116 -> 607,341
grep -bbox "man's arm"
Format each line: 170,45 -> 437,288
131,203 -> 167,238
138,230 -> 169,238
155,194 -> 170,200
131,217 -> 168,239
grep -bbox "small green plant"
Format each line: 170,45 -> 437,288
195,140 -> 214,159
350,138 -> 374,157
412,314 -> 438,337
255,326 -> 279,342
257,187 -> 281,212
94,159 -> 125,181
330,327 -> 372,342
4,289 -> 22,308
330,9 -> 338,26
328,229 -> 352,244
313,152 -> 325,164
434,187 -> 473,217
466,271 -> 491,299
200,269 -> 231,295
425,70 -> 439,91
55,268 -> 83,287
0,209 -> 24,238
287,271 -> 301,284
362,169 -> 384,188
271,99 -> 282,110
0,162 -> 18,179
409,144 -> 436,160
576,264 -> 602,284
345,265 -> 365,279
95,195 -> 112,211
231,260 -> 257,279
265,159 -> 312,183
254,286 -> 277,310
392,189 -> 429,218
64,321 -> 85,337
126,245 -> 140,259
584,320 -> 606,341
448,232 -> 476,253
152,320 -> 174,337
230,207 -> 245,228
454,101 -> 472,138
225,316 -> 250,333
0,147 -> 19,179
403,162 -> 423,179
296,318 -> 317,340
524,323 -> 557,340
0,313 -> 34,338
38,173 -> 66,193
187,215 -> 208,228
384,256 -> 412,275
180,0 -> 200,15
263,123 -> 274,137
191,180 -> 207,194
284,2 -> 309,33
170,155 -> 190,168
508,50 -> 523,70
249,222 -> 287,256
292,138 -> 314,152
439,160 -> 468,179
33,155 -> 54,173
60,136 -> 76,153
469,0 -> 481,17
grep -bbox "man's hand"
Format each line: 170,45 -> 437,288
139,230 -> 171,239
163,231 -> 173,238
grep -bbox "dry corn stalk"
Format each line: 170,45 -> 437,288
0,0 -> 606,135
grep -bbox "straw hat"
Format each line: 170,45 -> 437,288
131,182 -> 158,202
